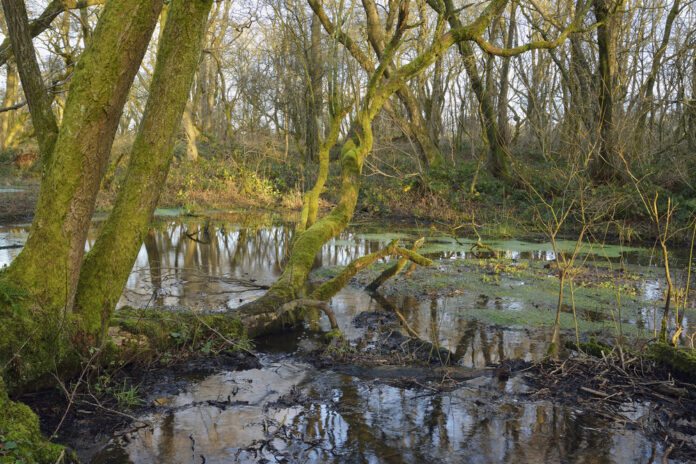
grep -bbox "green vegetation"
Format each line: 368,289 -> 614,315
0,378 -> 67,464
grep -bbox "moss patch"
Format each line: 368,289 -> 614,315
110,307 -> 247,354
649,342 -> 696,381
0,377 -> 68,464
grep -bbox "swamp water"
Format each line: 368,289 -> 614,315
1,211 -> 693,463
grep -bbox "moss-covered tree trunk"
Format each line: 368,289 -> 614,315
3,0 -> 162,310
298,105 -> 350,232
73,0 -> 213,345
239,117 -> 373,334
0,0 -> 162,387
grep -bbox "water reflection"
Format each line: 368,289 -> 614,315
2,217 -> 690,463
1,216 -> 693,350
94,356 -> 668,464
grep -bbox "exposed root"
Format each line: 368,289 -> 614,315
278,299 -> 339,330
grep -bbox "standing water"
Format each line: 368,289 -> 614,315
1,211 -> 691,463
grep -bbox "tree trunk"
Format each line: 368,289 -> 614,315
305,12 -> 323,162
634,0 -> 681,144
298,106 -> 349,232
496,2 -> 516,149
590,0 -> 624,182
0,0 -> 59,160
182,103 -> 200,162
0,57 -> 19,150
689,50 -> 696,148
442,0 -> 511,180
238,118 -> 373,335
0,0 -> 162,386
362,0 -> 443,168
73,0 -> 213,345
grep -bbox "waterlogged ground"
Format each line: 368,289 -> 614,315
89,353 -> 669,464
1,211 -> 694,463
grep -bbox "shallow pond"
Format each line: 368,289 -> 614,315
1,212 -> 694,463
90,354 -> 669,464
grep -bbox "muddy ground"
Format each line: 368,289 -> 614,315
17,308 -> 696,463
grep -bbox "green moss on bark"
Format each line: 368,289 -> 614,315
0,279 -> 79,392
74,0 -> 213,344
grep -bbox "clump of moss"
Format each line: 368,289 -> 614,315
110,306 -> 246,353
0,377 -> 70,464
0,289 -> 78,393
649,342 -> 696,381
565,338 -> 613,357
324,328 -> 344,342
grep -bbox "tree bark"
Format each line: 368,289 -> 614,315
182,103 -> 200,162
0,57 -> 19,150
4,0 -> 162,307
590,0 -> 625,182
73,0 -> 213,345
298,105 -> 349,232
305,12 -> 323,162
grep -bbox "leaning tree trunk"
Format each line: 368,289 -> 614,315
73,0 -> 213,346
441,0 -> 511,181
0,0 -> 162,389
238,115 -> 374,334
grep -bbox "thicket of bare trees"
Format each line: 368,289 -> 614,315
3,0 -> 694,186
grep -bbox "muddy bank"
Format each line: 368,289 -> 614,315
525,354 -> 696,462
18,351 -> 260,463
20,305 -> 696,464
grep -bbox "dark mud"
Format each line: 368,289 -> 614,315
20,324 -> 696,464
19,351 -> 260,462
524,355 -> 696,463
